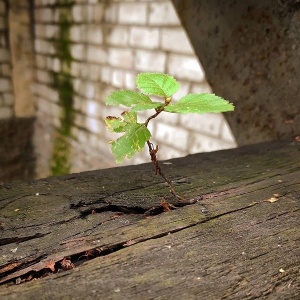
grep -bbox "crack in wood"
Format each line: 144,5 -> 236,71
0,201 -> 259,286
0,233 -> 50,246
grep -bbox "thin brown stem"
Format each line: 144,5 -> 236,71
144,100 -> 184,201
146,140 -> 184,201
145,109 -> 163,128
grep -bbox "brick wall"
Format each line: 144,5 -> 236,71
32,0 -> 236,178
0,0 -> 14,119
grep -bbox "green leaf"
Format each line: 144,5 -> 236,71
111,124 -> 151,163
121,110 -> 137,123
131,102 -> 162,112
136,73 -> 180,98
164,93 -> 234,114
105,116 -> 127,133
106,90 -> 152,107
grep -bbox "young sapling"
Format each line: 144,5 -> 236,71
105,73 -> 234,204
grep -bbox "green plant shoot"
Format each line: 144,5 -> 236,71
105,73 -> 234,163
105,72 -> 234,201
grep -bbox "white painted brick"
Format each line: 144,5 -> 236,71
173,80 -> 190,101
36,69 -> 51,84
124,72 -> 136,90
53,58 -> 61,72
76,81 -> 86,98
53,116 -> 61,128
48,102 -> 62,119
118,3 -> 147,25
135,50 -> 166,72
102,100 -> 124,117
73,95 -> 82,112
71,44 -> 85,60
70,61 -> 80,77
86,46 -> 107,64
161,28 -> 194,54
220,119 -> 237,144
180,113 -> 223,137
34,39 -> 42,53
53,8 -> 60,23
0,107 -> 13,119
46,57 -> 54,71
86,4 -> 94,23
73,78 -> 81,94
76,128 -> 89,144
129,27 -> 159,49
149,2 -> 180,25
93,3 -> 105,22
155,122 -> 188,151
38,98 -> 60,116
30,82 -> 43,96
130,149 -> 149,165
87,25 -> 103,45
137,109 -> 155,124
70,25 -> 81,43
167,54 -> 205,82
89,64 -> 101,81
72,5 -> 86,23
105,26 -> 128,46
87,0 -> 98,4
85,100 -> 101,117
108,48 -> 133,69
85,82 -> 96,99
190,81 -> 212,94
40,8 -> 52,23
101,66 -> 112,84
153,143 -> 184,161
45,24 -> 58,39
47,87 -> 59,103
155,109 -> 179,125
86,117 -> 103,134
104,3 -> 118,23
74,114 -> 86,128
37,84 -> 58,103
0,78 -> 11,92
188,132 -> 235,153
111,69 -> 124,88
35,39 -> 53,55
47,41 -> 55,55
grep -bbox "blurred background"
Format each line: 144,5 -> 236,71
0,0 -> 241,183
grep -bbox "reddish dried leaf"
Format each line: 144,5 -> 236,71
60,258 -> 75,271
44,260 -> 56,272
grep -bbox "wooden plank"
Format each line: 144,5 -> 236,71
0,140 -> 299,299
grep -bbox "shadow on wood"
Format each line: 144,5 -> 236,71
0,140 -> 299,299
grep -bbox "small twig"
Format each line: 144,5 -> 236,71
144,99 -> 188,201
146,140 -> 184,201
144,108 -> 163,127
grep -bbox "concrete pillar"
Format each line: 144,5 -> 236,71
172,0 -> 300,145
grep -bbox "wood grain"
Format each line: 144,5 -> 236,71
0,140 -> 299,299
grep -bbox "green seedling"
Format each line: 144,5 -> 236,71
105,73 -> 234,202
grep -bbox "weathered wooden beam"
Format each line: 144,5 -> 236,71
0,140 -> 299,299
